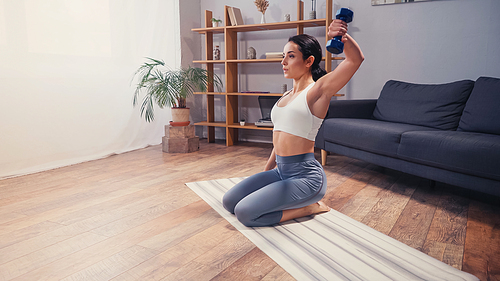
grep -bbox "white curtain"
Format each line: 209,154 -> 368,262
0,0 -> 181,179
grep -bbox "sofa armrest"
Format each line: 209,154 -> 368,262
324,99 -> 377,120
315,99 -> 377,152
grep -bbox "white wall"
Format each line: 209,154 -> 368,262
0,0 -> 181,179
179,0 -> 204,138
339,0 -> 500,99
192,0 -> 500,142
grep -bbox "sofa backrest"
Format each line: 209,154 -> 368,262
458,76 -> 500,135
372,79 -> 475,130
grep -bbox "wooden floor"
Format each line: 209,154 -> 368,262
0,141 -> 499,281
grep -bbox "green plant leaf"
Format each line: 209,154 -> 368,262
131,58 -> 223,122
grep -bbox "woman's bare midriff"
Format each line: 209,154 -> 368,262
273,131 -> 315,156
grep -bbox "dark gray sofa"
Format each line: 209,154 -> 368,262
315,77 -> 500,197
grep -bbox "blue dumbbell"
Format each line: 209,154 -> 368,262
326,8 -> 354,54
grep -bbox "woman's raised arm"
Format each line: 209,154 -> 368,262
309,20 -> 364,116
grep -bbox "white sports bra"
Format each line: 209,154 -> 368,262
271,82 -> 324,141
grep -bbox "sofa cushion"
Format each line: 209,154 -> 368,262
373,80 -> 475,130
458,76 -> 500,135
322,118 -> 438,157
398,131 -> 500,181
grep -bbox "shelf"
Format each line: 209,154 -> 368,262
192,19 -> 326,34
194,90 -> 343,97
195,1 -> 336,146
228,123 -> 274,131
194,92 -> 226,95
192,26 -> 225,34
194,57 -> 344,64
193,59 -> 283,64
228,92 -> 283,96
193,121 -> 226,127
192,60 -> 225,64
229,56 -> 345,62
227,58 -> 283,63
328,56 -> 346,60
194,92 -> 283,96
193,121 -> 274,131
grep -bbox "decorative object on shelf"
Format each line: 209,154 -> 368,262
281,84 -> 288,93
132,57 -> 223,123
213,45 -> 220,60
211,18 -> 222,27
240,119 -> 246,126
265,52 -> 284,59
247,47 -> 256,59
284,13 -> 291,21
298,0 -> 304,20
309,0 -> 316,19
254,0 -> 269,24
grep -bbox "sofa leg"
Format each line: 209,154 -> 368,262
321,149 -> 327,166
429,180 -> 436,189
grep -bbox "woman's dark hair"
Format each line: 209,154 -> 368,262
288,34 -> 327,81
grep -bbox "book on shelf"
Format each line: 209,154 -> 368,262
228,7 -> 244,26
228,7 -> 235,26
265,52 -> 284,59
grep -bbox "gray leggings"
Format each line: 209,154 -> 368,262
222,153 -> 327,227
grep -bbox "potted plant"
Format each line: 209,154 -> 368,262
211,18 -> 222,27
132,57 -> 223,124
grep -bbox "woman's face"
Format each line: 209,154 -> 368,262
281,41 -> 313,79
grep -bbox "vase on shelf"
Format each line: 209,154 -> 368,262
281,84 -> 287,93
261,13 -> 266,24
309,11 -> 316,20
310,0 -> 317,19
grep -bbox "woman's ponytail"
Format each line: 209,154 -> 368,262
311,64 -> 327,82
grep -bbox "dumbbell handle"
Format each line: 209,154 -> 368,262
333,15 -> 350,41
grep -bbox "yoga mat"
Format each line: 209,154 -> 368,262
186,178 -> 479,281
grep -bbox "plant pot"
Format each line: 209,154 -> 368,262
240,121 -> 245,126
171,107 -> 190,125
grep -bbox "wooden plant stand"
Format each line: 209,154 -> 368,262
162,125 -> 199,153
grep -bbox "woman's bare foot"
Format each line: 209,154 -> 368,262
310,201 -> 331,215
280,201 -> 332,223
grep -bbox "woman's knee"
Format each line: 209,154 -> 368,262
222,191 -> 237,214
234,203 -> 256,227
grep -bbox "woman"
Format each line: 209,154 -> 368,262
222,19 -> 364,227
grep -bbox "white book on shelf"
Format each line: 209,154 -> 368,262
228,7 -> 236,26
265,52 -> 284,56
265,52 -> 284,59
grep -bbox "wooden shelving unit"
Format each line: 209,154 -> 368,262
192,0 -> 342,146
